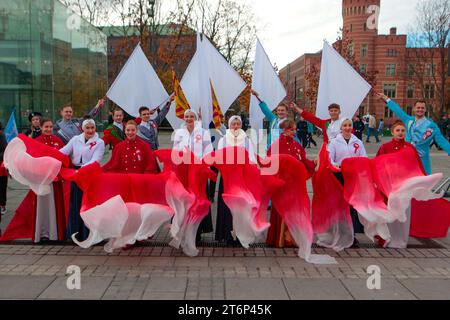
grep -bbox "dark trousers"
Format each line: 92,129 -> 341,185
67,181 -> 89,242
297,132 -> 308,149
333,173 -> 365,234
0,176 -> 7,206
307,133 -> 317,147
366,128 -> 380,143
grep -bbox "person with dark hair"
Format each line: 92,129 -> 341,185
137,94 -> 175,150
103,107 -> 126,149
0,122 -> 8,216
306,120 -> 317,148
296,116 -> 309,148
377,93 -> 450,175
366,113 -> 380,143
353,116 -> 365,141
54,99 -> 105,145
24,112 -> 43,139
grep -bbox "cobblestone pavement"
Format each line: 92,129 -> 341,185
0,133 -> 449,300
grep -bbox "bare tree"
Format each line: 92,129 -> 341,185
407,0 -> 450,118
59,0 -> 113,26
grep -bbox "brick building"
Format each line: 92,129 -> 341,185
99,24 -> 196,88
280,0 -> 450,125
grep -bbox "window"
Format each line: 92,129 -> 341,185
359,106 -> 365,117
385,64 -> 396,76
384,83 -> 397,98
387,49 -> 398,57
384,107 -> 394,118
426,64 -> 436,76
360,64 -> 367,74
407,84 -> 414,99
363,23 -> 367,31
348,44 -> 354,57
406,106 -> 413,115
350,24 -> 353,32
360,44 -> 367,57
425,84 -> 435,99
407,64 -> 415,77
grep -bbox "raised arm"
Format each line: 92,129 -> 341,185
154,94 -> 175,126
86,98 -> 106,119
376,93 -> 410,124
250,89 -> 276,122
289,102 -> 327,131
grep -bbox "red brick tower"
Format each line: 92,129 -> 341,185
342,0 -> 380,114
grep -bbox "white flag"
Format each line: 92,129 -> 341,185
201,36 -> 247,114
166,33 -> 246,130
107,44 -> 169,117
316,41 -> 371,120
250,39 -> 287,132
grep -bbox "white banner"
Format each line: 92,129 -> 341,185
107,44 -> 169,118
316,41 -> 372,120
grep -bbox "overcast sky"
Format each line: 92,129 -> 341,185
242,0 -> 421,68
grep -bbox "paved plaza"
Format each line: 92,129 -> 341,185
0,133 -> 449,300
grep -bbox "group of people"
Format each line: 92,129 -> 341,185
1,86 -> 449,253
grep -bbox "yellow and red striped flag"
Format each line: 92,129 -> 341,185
172,69 -> 191,120
211,82 -> 223,129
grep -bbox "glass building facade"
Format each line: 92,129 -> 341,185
0,0 -> 108,130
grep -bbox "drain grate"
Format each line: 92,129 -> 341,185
1,238 -> 445,249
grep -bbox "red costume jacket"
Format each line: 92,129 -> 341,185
103,137 -> 159,174
268,134 -> 316,178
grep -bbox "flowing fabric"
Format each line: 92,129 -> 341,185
60,163 -> 194,252
311,145 -> 354,251
204,147 -> 283,248
155,149 -> 217,257
3,136 -> 68,196
371,147 -> 443,224
269,154 -> 337,264
410,199 -> 450,238
341,157 -> 392,242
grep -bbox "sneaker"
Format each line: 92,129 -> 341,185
0,207 -> 6,215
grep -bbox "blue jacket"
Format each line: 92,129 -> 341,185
258,101 -> 287,150
386,99 -> 450,175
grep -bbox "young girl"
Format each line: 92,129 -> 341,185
376,120 -> 422,248
327,118 -> 367,247
266,120 -> 316,248
103,121 -> 158,174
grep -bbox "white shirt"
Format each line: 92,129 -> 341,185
327,134 -> 367,166
217,130 -> 257,164
60,133 -> 105,167
327,118 -> 344,141
172,122 -> 213,159
113,122 -> 124,131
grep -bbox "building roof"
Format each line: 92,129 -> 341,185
98,24 -> 196,38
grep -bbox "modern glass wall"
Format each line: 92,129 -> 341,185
0,0 -> 108,130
